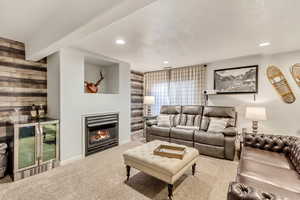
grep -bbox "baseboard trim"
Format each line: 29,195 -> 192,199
60,154 -> 83,166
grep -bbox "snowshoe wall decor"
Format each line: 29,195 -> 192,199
291,63 -> 300,88
267,65 -> 296,104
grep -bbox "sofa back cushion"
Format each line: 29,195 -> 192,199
179,105 -> 203,127
201,106 -> 236,131
160,105 -> 182,127
160,105 -> 182,114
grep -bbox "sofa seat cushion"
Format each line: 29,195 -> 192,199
150,126 -> 170,138
170,127 -> 194,141
239,159 -> 300,194
243,146 -> 293,169
176,125 -> 199,130
149,135 -> 170,142
194,143 -> 224,159
194,130 -> 224,147
170,138 -> 193,147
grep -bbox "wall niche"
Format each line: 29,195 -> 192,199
84,56 -> 119,94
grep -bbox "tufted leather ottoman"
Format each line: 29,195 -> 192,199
123,140 -> 199,199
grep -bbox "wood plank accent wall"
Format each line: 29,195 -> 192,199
131,70 -> 144,134
0,37 -> 47,138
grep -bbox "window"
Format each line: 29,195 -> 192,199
144,65 -> 206,115
151,82 -> 170,115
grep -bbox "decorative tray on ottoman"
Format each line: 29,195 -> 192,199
153,145 -> 186,159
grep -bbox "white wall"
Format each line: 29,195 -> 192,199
84,63 -> 119,94
47,48 -> 131,162
206,51 -> 300,136
47,52 -> 60,119
105,64 -> 119,94
84,63 -> 107,93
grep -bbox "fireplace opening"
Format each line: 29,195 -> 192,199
85,113 -> 119,156
88,124 -> 115,145
90,129 -> 110,143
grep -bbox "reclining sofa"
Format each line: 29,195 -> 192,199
146,105 -> 237,160
228,133 -> 300,200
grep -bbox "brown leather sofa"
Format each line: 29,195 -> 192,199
146,105 -> 237,160
228,133 -> 300,200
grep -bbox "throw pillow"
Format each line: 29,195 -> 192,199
186,115 -> 196,126
157,114 -> 171,127
207,118 -> 228,132
200,117 -> 210,130
194,115 -> 201,127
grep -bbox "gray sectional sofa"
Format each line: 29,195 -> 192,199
146,105 -> 237,160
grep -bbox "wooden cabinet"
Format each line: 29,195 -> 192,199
13,119 -> 59,181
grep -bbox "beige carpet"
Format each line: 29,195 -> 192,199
0,141 -> 238,200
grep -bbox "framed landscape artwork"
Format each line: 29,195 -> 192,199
214,65 -> 258,94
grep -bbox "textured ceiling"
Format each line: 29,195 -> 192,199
1,0 -> 300,71
0,0 -> 130,42
74,0 -> 300,72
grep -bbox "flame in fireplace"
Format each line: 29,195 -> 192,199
89,129 -> 111,144
95,130 -> 110,140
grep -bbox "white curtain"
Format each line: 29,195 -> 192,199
144,65 -> 206,115
169,65 -> 206,105
144,70 -> 170,115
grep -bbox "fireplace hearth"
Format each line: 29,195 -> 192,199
85,113 -> 119,156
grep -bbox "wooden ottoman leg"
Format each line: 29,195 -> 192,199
126,165 -> 131,181
168,184 -> 173,199
192,163 -> 196,176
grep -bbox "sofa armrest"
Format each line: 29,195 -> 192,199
146,119 -> 158,127
222,127 -> 237,136
228,182 -> 285,200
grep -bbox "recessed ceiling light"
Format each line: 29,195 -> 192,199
115,39 -> 126,45
259,42 -> 270,47
163,61 -> 169,64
